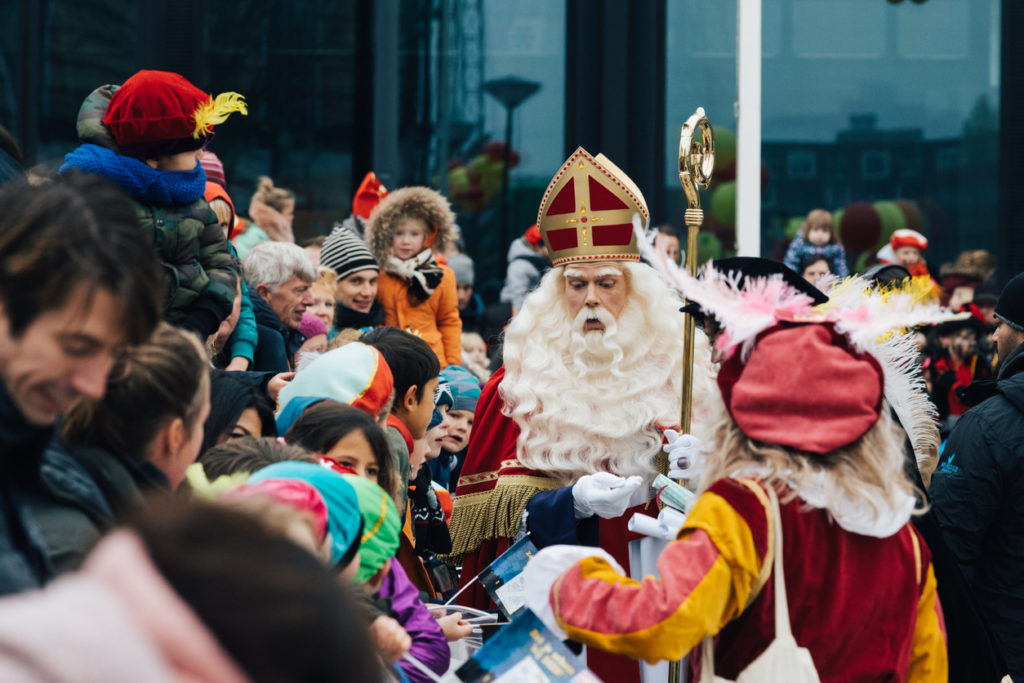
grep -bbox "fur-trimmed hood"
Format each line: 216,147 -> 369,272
364,186 -> 455,263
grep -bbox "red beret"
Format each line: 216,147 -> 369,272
717,323 -> 884,454
103,70 -> 246,147
103,71 -> 211,145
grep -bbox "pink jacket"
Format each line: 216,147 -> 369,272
0,530 -> 250,683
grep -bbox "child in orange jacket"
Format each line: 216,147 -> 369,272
365,187 -> 462,367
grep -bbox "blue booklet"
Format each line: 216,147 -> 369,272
479,535 -> 538,619
455,608 -> 600,682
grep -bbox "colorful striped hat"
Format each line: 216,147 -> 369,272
277,342 -> 393,419
340,474 -> 400,583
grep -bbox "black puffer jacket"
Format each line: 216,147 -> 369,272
931,342 -> 1024,678
31,443 -> 168,574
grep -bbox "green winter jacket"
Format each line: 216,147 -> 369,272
73,85 -> 237,336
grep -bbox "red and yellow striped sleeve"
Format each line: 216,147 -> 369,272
549,490 -> 765,664
907,563 -> 948,682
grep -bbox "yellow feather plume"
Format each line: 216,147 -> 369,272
192,91 -> 248,138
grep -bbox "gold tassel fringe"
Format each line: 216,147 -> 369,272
444,475 -> 560,564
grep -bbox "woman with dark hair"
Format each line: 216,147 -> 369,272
0,500 -> 382,682
33,323 -> 210,572
285,401 -> 397,502
799,254 -> 832,286
201,369 -> 276,453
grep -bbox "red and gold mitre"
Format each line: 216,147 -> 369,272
537,147 -> 648,267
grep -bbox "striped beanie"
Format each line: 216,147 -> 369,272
321,225 -> 379,280
200,151 -> 226,187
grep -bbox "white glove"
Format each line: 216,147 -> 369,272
521,545 -> 625,640
571,472 -> 643,519
665,429 -> 708,480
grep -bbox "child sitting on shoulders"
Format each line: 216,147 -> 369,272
60,70 -> 245,339
784,208 -> 848,279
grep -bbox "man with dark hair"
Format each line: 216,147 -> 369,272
931,271 -> 1024,678
0,173 -> 163,594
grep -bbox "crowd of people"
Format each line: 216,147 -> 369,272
0,68 -> 1020,682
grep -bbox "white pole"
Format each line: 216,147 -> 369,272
736,0 -> 762,257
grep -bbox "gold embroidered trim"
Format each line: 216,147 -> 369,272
455,460 -> 521,486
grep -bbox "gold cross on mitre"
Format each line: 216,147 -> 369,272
536,147 -> 649,267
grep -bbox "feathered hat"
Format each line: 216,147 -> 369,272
675,265 -> 966,455
103,70 -> 246,157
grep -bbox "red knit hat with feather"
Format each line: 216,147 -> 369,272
103,70 -> 246,158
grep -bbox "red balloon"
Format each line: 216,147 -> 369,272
715,160 -> 736,183
839,202 -> 882,254
482,140 -> 506,161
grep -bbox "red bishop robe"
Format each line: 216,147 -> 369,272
448,366 -> 662,681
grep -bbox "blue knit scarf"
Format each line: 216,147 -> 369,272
60,143 -> 206,206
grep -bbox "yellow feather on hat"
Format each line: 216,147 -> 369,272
192,91 -> 248,139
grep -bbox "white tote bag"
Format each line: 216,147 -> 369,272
700,484 -> 820,683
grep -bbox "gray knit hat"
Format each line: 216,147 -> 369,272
447,252 -> 475,286
320,224 -> 379,280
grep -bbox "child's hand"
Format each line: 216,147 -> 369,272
370,615 -> 411,664
433,611 -> 473,642
266,372 -> 295,402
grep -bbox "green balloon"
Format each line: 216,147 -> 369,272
698,232 -> 724,262
873,200 -> 906,248
784,217 -> 804,239
832,208 -> 844,234
714,127 -> 736,170
447,166 -> 469,194
710,181 -> 736,228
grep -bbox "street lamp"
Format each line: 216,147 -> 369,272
483,76 -> 540,252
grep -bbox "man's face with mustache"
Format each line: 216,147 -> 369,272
564,262 -> 628,332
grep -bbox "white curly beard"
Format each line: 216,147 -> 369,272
499,262 -> 717,485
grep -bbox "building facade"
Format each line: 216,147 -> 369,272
2,0 -> 1017,294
